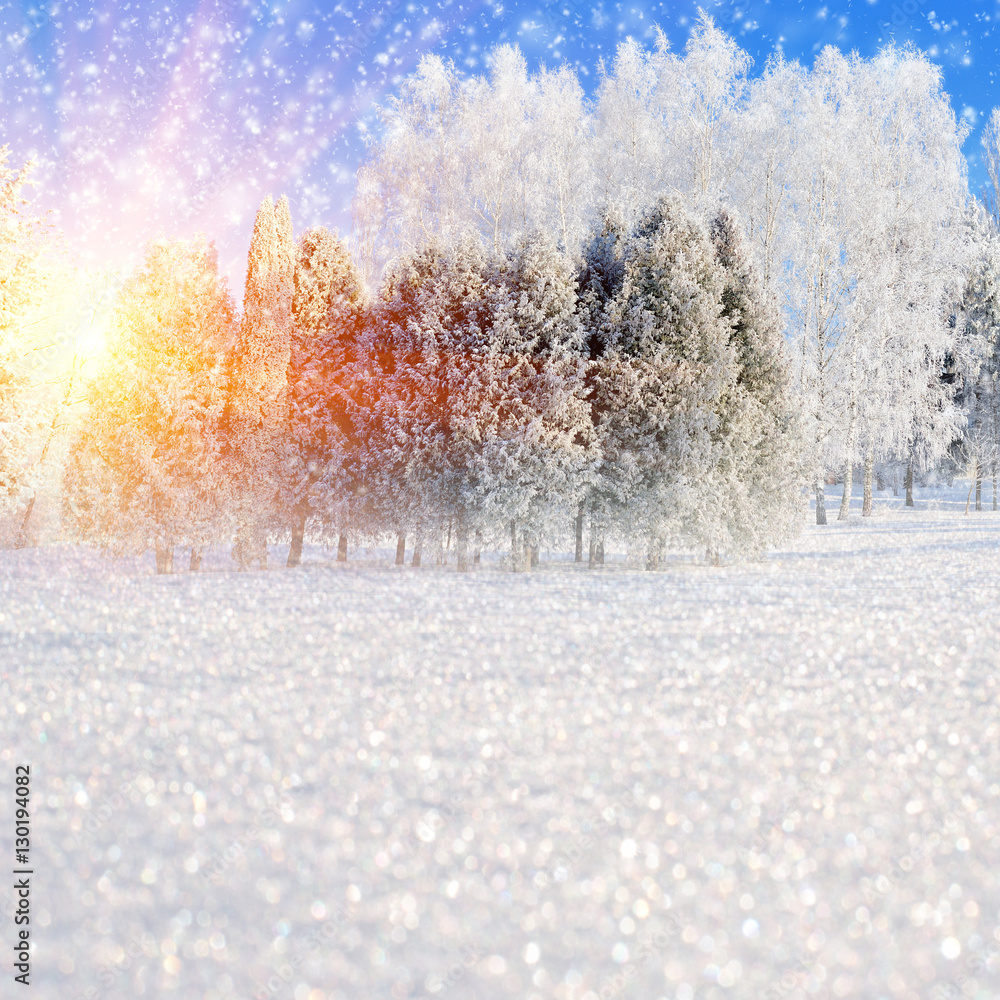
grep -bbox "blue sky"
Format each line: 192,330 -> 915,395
0,0 -> 996,284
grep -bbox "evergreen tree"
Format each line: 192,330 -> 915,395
226,195 -> 293,570
284,226 -> 367,566
366,234 -> 591,570
584,197 -> 738,561
479,233 -> 592,568
63,237 -> 236,570
706,207 -> 804,556
365,239 -> 491,567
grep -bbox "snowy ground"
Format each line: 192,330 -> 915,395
2,483 -> 999,1000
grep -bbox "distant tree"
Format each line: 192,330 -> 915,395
63,237 -> 236,570
955,208 -> 1000,510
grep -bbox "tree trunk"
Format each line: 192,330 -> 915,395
862,448 -> 874,517
337,533 -> 348,562
815,479 -> 827,526
395,533 -> 406,566
257,538 -> 267,571
529,545 -> 539,568
875,470 -> 885,492
473,530 -> 482,564
510,520 -> 520,572
905,459 -> 914,507
976,475 -> 982,512
189,547 -> 204,572
232,533 -> 251,571
574,504 -> 584,563
994,468 -> 997,512
13,495 -> 37,548
588,524 -> 596,568
412,540 -> 422,568
838,459 -> 853,521
287,510 -> 306,567
16,358 -> 81,548
596,540 -> 605,565
456,517 -> 469,572
154,539 -> 174,575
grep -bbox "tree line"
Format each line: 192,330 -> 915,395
59,193 -> 802,571
7,18 -> 1000,567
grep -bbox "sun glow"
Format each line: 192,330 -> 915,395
74,315 -> 112,365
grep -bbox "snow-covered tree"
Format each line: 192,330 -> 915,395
283,226 -> 367,566
707,208 -> 804,555
63,237 -> 236,570
364,233 -> 590,570
354,46 -> 595,283
225,195 -> 293,569
955,209 -> 1000,509
837,47 -> 968,519
363,239 -> 492,567
0,149 -> 49,525
582,197 -> 738,559
476,232 -> 592,568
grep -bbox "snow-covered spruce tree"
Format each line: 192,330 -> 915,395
62,238 -> 237,570
582,197 -> 739,562
363,239 -> 492,568
283,227 -> 367,567
225,195 -> 293,570
476,232 -> 592,569
707,208 -> 804,557
576,212 -> 629,563
0,149 -> 48,527
364,234 -> 589,570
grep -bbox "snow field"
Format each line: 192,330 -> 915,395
1,503 -> 999,1000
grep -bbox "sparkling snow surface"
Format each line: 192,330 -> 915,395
2,500 -> 999,1000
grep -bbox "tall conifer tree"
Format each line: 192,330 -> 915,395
227,195 -> 293,569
